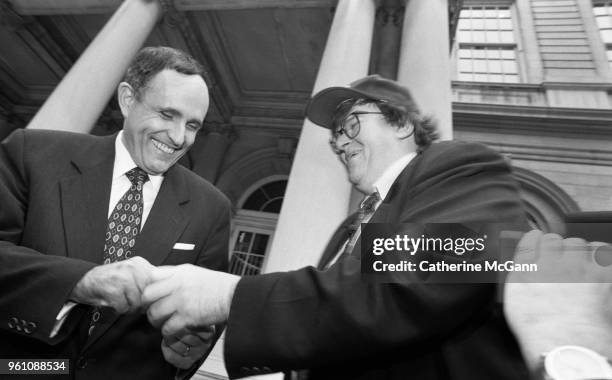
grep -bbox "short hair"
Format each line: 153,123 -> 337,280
331,98 -> 439,153
123,46 -> 205,99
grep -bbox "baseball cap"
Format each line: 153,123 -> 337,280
305,75 -> 418,129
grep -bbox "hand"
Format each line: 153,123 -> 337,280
142,264 -> 239,336
70,256 -> 154,313
504,230 -> 612,370
161,326 -> 216,369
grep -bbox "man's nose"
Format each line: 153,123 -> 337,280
167,124 -> 186,148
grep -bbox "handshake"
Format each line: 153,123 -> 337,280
69,257 -> 239,368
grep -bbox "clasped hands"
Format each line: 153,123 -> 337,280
504,230 -> 612,371
69,257 -> 239,368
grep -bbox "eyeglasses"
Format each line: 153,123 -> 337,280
329,112 -> 382,154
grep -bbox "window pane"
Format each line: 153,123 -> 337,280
458,49 -> 472,58
458,18 -> 471,30
500,31 -> 515,43
498,8 -> 511,18
484,8 -> 497,18
503,60 -> 518,73
473,49 -> 486,58
458,72 -> 473,81
460,9 -> 471,18
473,59 -> 487,72
458,31 -> 472,42
474,73 -> 488,81
262,198 -> 283,213
499,19 -> 513,30
594,6 -> 607,16
602,29 -> 612,43
489,74 -> 503,82
504,74 -> 519,83
471,9 -> 483,18
486,49 -> 501,59
473,31 -> 486,43
489,60 -> 502,73
472,19 -> 484,29
485,19 -> 498,30
501,49 -> 516,59
459,59 -> 473,72
251,234 -> 269,255
596,16 -> 608,28
235,232 -> 253,252
486,31 -> 500,43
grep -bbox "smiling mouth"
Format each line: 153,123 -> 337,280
152,139 -> 176,155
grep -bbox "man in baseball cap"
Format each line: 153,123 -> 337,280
142,75 -> 530,379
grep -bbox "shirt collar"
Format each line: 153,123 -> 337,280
114,131 -> 164,187
372,152 -> 416,201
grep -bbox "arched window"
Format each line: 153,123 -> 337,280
229,178 -> 287,276
241,180 -> 286,213
513,167 -> 579,233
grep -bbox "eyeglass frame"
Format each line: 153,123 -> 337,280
329,111 -> 383,154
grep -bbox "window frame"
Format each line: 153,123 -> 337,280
593,0 -> 612,69
454,1 -> 523,83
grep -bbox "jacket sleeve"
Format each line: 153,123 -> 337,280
178,191 -> 231,380
0,130 -> 95,344
223,141 -> 528,378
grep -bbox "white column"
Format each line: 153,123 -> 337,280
397,0 -> 452,140
27,0 -> 162,133
263,0 -> 376,272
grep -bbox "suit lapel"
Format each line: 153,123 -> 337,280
84,165 -> 191,350
317,215 -> 355,270
135,165 -> 190,266
60,135 -> 115,264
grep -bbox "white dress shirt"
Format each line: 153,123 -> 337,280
51,131 -> 165,337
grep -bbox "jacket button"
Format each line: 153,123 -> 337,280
76,357 -> 88,369
8,317 -> 18,329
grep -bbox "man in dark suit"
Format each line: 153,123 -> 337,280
143,75 -> 529,379
0,46 -> 231,379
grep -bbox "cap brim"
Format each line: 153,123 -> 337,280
305,86 -> 376,129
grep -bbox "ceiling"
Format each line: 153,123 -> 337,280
0,0 -> 461,138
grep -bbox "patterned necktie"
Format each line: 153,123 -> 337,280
88,167 -> 149,336
342,191 -> 381,257
102,167 -> 149,264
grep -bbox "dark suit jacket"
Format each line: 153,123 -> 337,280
224,141 -> 530,379
0,129 -> 231,380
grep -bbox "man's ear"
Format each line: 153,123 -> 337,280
117,82 -> 135,118
396,122 -> 415,140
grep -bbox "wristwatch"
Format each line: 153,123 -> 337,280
540,345 -> 612,380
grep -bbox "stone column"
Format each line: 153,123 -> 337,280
190,123 -> 235,184
370,0 -> 405,79
27,0 -> 163,133
263,0 -> 377,272
397,0 -> 453,140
